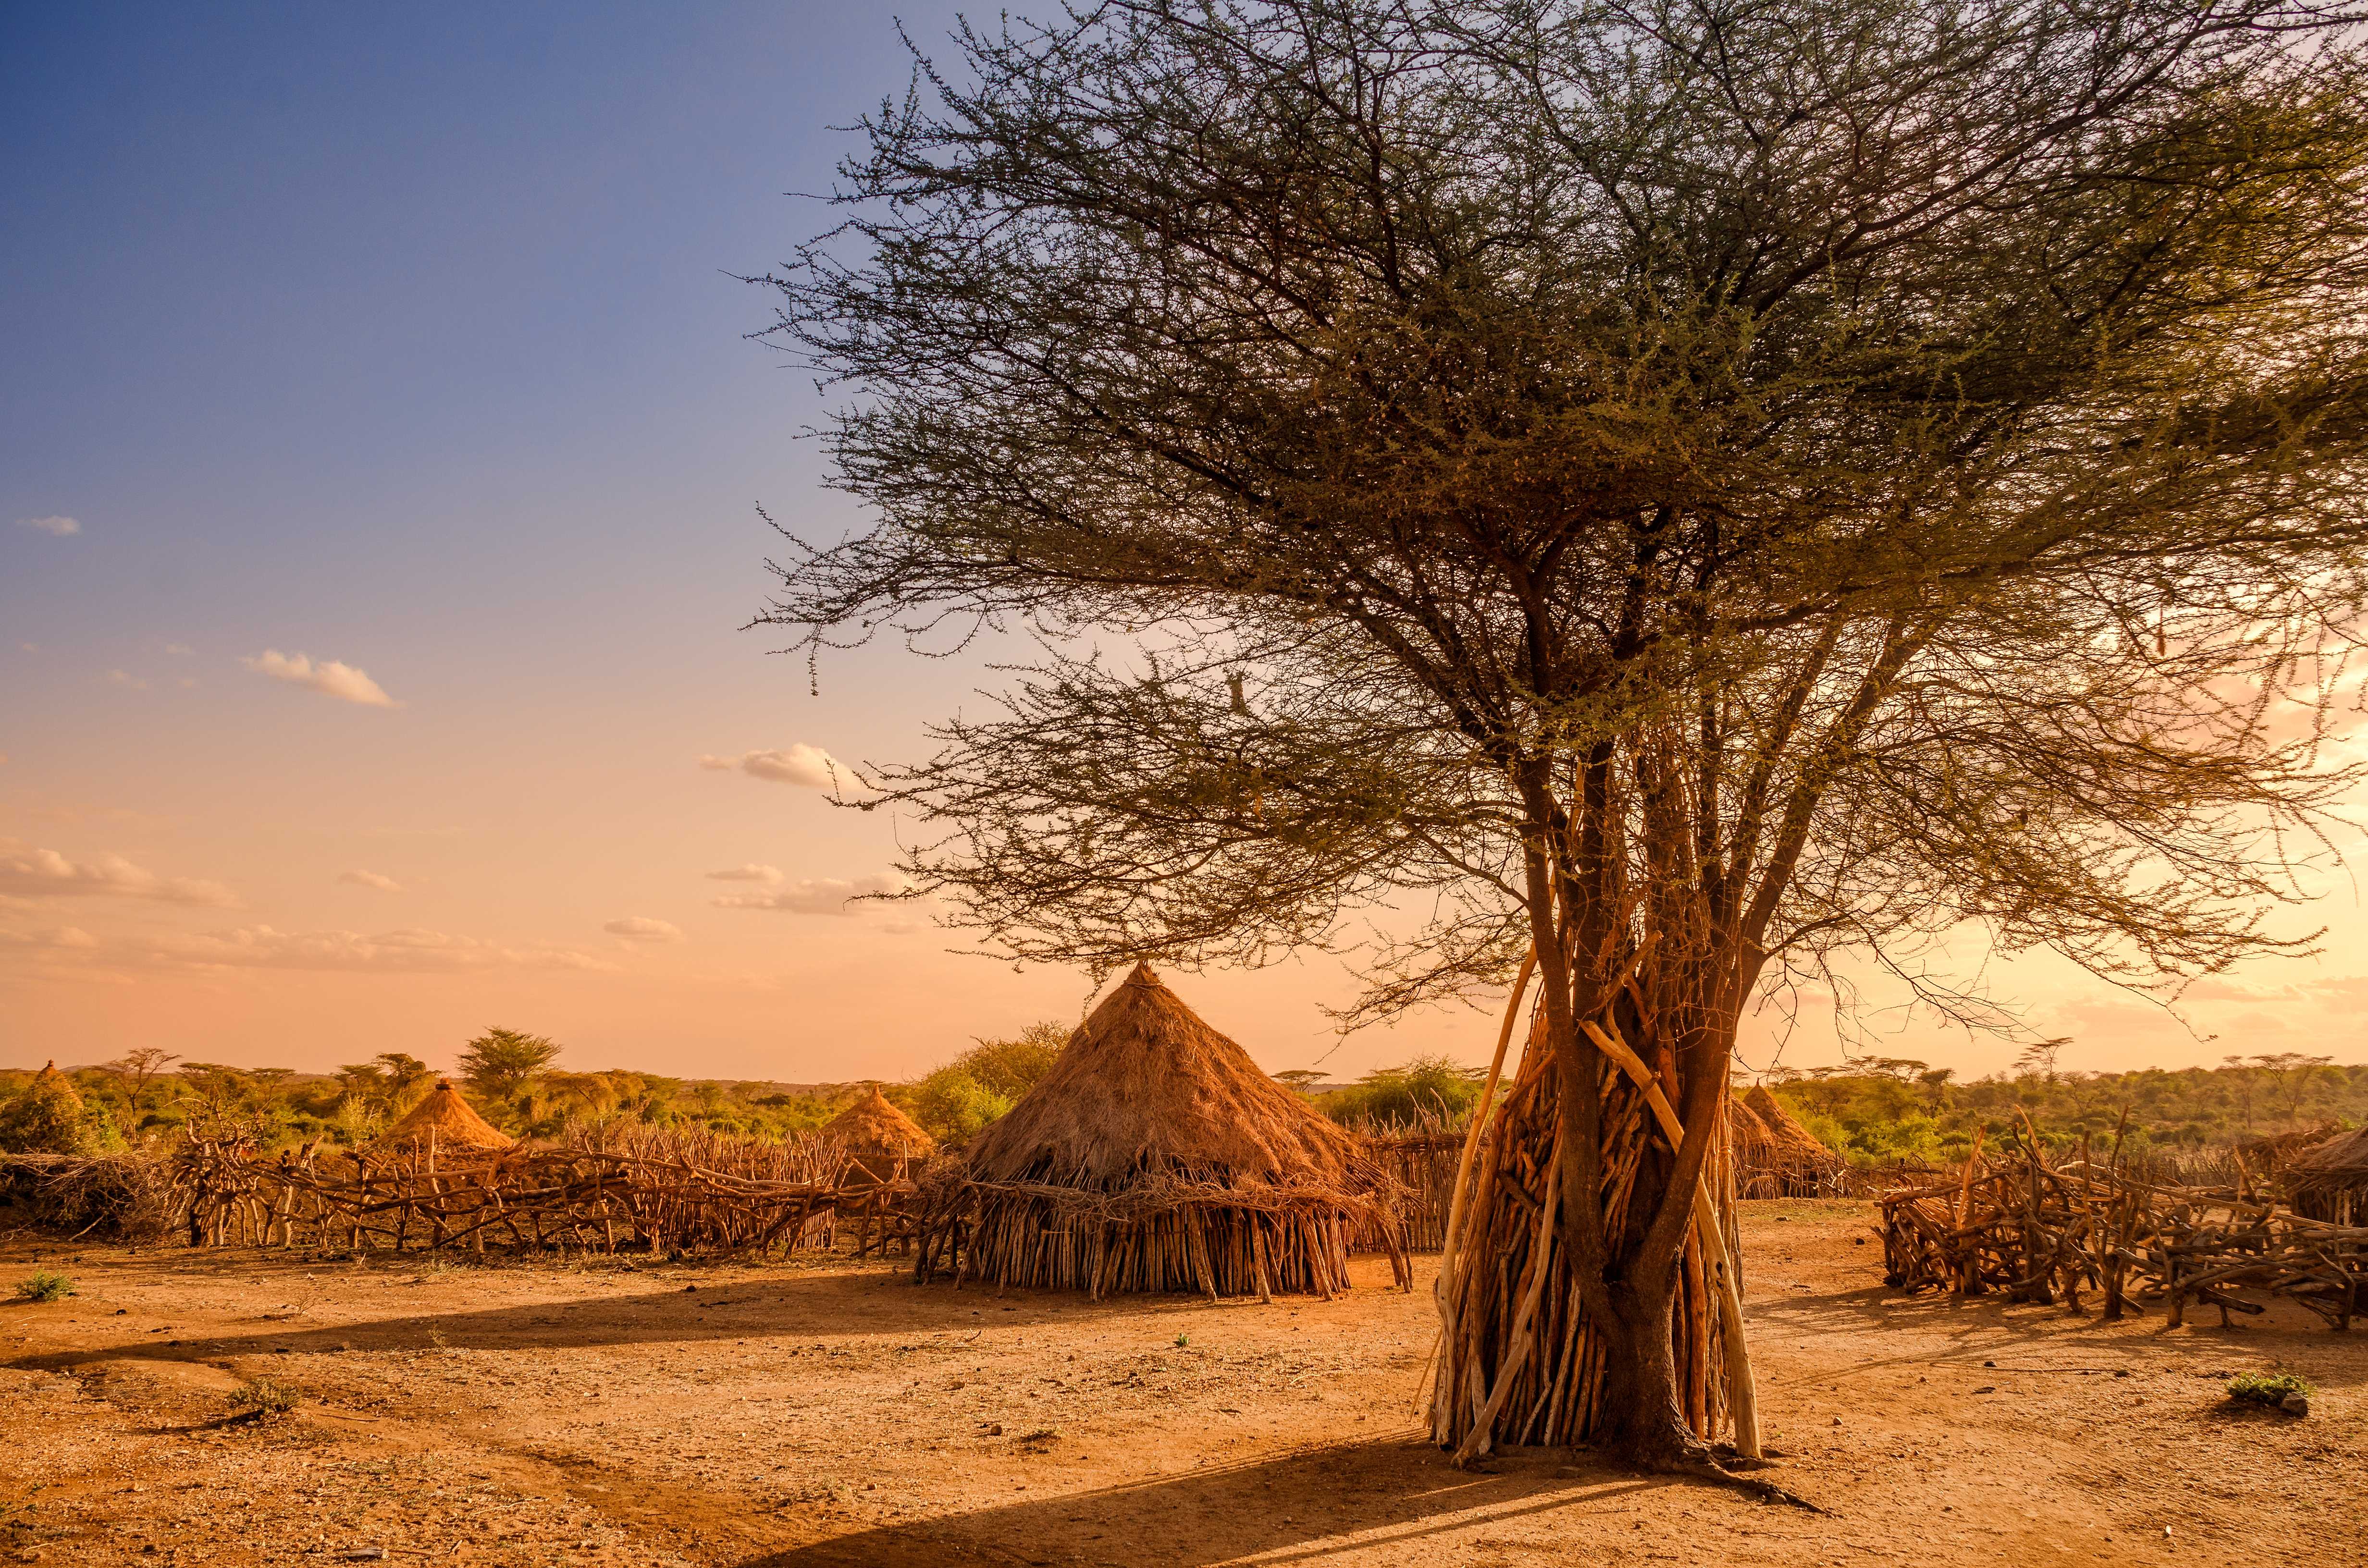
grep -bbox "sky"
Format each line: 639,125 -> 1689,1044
4,4 -> 2366,1087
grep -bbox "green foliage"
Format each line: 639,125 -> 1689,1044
0,1074 -> 87,1155
14,1272 -> 74,1303
1318,1055 -> 1486,1129
227,1377 -> 300,1416
891,1022 -> 1068,1146
1762,1057 -> 2368,1167
457,1028 -> 564,1097
2226,1372 -> 2312,1406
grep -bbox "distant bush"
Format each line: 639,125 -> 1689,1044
1319,1055 -> 1485,1129
893,1022 -> 1068,1146
14,1272 -> 74,1303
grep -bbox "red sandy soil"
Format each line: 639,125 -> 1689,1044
0,1201 -> 2358,1567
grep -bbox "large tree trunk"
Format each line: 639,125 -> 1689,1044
1430,990 -> 1746,1466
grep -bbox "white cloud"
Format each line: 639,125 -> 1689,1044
604,916 -> 685,943
338,869 -> 404,892
704,863 -> 783,883
105,669 -> 148,691
16,515 -> 80,537
151,925 -> 608,973
241,649 -> 398,708
697,744 -> 847,789
164,643 -> 194,656
711,871 -> 910,915
0,842 -> 238,906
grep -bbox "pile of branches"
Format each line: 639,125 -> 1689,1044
1878,1140 -> 2365,1330
0,1151 -> 181,1242
174,1136 -> 852,1258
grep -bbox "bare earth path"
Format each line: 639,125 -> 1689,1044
1,1201 -> 2358,1567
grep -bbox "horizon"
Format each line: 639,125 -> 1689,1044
10,3 -> 2368,1086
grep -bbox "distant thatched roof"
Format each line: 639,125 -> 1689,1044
2286,1124 -> 2368,1187
373,1079 -> 513,1152
29,1061 -> 79,1108
1744,1084 -> 1840,1164
826,1086 -> 936,1159
962,962 -> 1370,1190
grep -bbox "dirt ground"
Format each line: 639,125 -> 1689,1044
0,1201 -> 2359,1567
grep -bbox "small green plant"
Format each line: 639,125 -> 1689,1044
2227,1372 -> 2312,1407
14,1271 -> 73,1302
227,1377 -> 300,1417
1173,1332 -> 1189,1348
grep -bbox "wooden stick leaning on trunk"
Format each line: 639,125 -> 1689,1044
1451,1131 -> 1563,1466
1580,1018 -> 1762,1460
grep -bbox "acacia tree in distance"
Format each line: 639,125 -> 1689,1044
753,0 -> 2368,1487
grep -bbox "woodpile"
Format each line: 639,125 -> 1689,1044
914,963 -> 1409,1299
1877,1130 -> 2366,1330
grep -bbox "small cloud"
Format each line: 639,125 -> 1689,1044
105,669 -> 148,690
338,869 -> 404,892
704,863 -> 783,883
698,744 -> 847,789
16,643 -> 37,654
151,925 -> 608,973
177,676 -> 198,689
164,643 -> 194,656
15,515 -> 80,537
604,916 -> 684,943
241,649 -> 398,708
712,871 -> 909,915
0,841 -> 238,906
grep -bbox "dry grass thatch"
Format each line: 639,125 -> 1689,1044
826,1086 -> 937,1171
372,1080 -> 514,1154
916,963 -> 1408,1299
1733,1085 -> 1846,1198
2286,1123 -> 2368,1225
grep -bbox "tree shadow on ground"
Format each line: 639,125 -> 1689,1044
738,1440 -> 1655,1568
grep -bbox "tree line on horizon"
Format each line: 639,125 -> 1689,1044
4,1030 -> 2361,1164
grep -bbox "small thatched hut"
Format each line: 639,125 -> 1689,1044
372,1079 -> 513,1155
1732,1084 -> 1847,1198
0,1061 -> 88,1156
825,1085 -> 937,1178
915,963 -> 1407,1299
2284,1125 -> 2368,1225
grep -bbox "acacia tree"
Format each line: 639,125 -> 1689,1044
754,0 -> 2368,1486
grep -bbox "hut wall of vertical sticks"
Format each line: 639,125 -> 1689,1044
1353,1129 -> 1462,1253
913,964 -> 1410,1299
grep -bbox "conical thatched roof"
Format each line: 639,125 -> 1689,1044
373,1079 -> 512,1152
1744,1084 -> 1838,1163
30,1060 -> 79,1108
2287,1123 -> 2368,1182
962,963 -> 1369,1189
1727,1091 -> 1774,1145
826,1085 -> 936,1158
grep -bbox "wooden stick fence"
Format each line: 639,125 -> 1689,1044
1878,1150 -> 2365,1330
172,1139 -> 854,1259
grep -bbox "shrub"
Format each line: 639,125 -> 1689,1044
0,1074 -> 87,1156
228,1378 -> 300,1416
14,1272 -> 74,1302
2227,1372 -> 2312,1407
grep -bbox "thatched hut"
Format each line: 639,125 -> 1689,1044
915,963 -> 1408,1299
0,1061 -> 88,1156
2284,1124 -> 2368,1225
1732,1084 -> 1847,1198
825,1085 -> 937,1178
371,1079 -> 513,1155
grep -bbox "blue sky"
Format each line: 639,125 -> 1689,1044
3,3 -> 2356,1081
